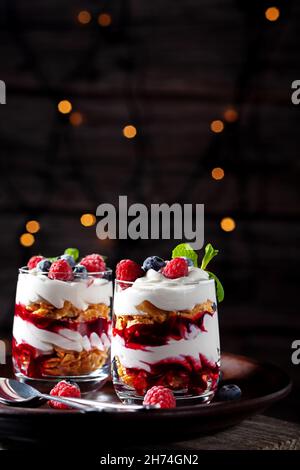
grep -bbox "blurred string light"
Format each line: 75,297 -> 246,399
26,220 -> 40,233
77,10 -> 92,25
70,111 -> 83,127
210,120 -> 224,133
123,124 -> 137,139
220,217 -> 236,232
20,233 -> 35,247
223,108 -> 238,123
98,13 -> 112,27
58,100 -> 72,114
265,7 -> 280,22
211,167 -> 225,181
80,213 -> 96,227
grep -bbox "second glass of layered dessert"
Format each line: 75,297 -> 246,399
13,251 -> 112,387
112,253 -> 221,403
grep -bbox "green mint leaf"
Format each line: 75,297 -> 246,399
206,270 -> 224,303
200,243 -> 219,270
171,243 -> 198,267
64,248 -> 79,261
48,256 -> 58,262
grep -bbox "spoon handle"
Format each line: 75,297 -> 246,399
41,393 -> 158,412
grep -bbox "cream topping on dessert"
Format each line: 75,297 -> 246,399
16,272 -> 113,310
112,314 -> 220,371
13,315 -> 110,354
114,267 -> 216,315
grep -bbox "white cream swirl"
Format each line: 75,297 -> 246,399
114,267 -> 216,315
16,272 -> 112,310
13,316 -> 111,354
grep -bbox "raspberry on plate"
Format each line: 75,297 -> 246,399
48,380 -> 81,410
48,259 -> 73,281
27,255 -> 44,270
80,254 -> 106,273
116,259 -> 144,282
163,257 -> 188,279
143,386 -> 176,409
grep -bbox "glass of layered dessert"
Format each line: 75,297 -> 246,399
112,250 -> 221,403
13,250 -> 112,387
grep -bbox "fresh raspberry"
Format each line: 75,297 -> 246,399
163,257 -> 188,279
27,255 -> 44,270
48,380 -> 81,410
143,386 -> 176,409
116,259 -> 144,283
48,259 -> 73,281
80,254 -> 106,273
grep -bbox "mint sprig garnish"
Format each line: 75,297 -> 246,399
206,271 -> 224,303
64,248 -> 79,261
200,243 -> 219,270
200,243 -> 224,303
171,243 -> 198,267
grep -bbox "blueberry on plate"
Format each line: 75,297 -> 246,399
73,264 -> 88,279
181,256 -> 194,267
59,254 -> 76,268
36,259 -> 52,273
217,384 -> 242,401
142,256 -> 166,272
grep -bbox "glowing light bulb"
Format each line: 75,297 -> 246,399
58,100 -> 72,114
26,220 -> 40,234
210,120 -> 224,133
265,7 -> 280,22
80,213 -> 96,227
20,233 -> 35,247
220,217 -> 236,232
78,10 -> 92,25
98,13 -> 112,27
211,167 -> 225,180
123,125 -> 137,139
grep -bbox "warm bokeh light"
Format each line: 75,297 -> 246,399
70,111 -> 83,127
58,100 -> 72,114
212,167 -> 225,181
20,233 -> 35,247
77,10 -> 92,25
80,213 -> 96,227
224,108 -> 238,123
123,125 -> 137,139
220,217 -> 236,232
98,13 -> 112,27
210,120 -> 224,133
265,7 -> 280,22
26,220 -> 40,234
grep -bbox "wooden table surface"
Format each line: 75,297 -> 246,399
0,415 -> 299,450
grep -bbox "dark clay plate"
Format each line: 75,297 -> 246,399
0,353 -> 292,446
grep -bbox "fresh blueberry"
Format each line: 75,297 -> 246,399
73,264 -> 88,279
142,256 -> 166,272
59,254 -> 76,268
36,259 -> 52,273
217,384 -> 242,401
181,256 -> 194,267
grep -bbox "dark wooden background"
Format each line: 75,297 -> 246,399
0,0 -> 299,421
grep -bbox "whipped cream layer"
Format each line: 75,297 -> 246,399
13,315 -> 111,354
16,272 -> 113,310
112,314 -> 220,371
114,267 -> 216,315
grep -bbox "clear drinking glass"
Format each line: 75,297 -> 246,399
13,267 -> 112,388
111,278 -> 220,403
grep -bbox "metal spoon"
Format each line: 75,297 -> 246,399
0,378 -> 158,412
